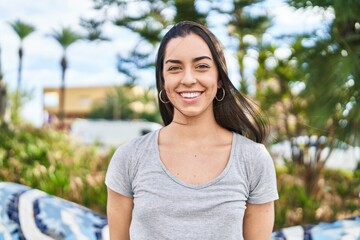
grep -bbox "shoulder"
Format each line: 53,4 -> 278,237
232,133 -> 278,202
232,134 -> 279,203
106,129 -> 159,184
110,129 -> 159,166
233,133 -> 268,157
116,129 -> 158,154
232,132 -> 274,170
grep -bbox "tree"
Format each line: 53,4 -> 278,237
8,19 -> 35,90
109,0 -> 171,85
281,0 -> 360,193
255,39 -> 332,195
87,0 -> 274,91
49,27 -> 82,128
84,0 -> 211,85
255,0 -> 360,195
8,20 -> 35,123
173,0 -> 207,24
80,18 -> 110,41
87,85 -> 161,123
287,0 -> 360,148
214,0 -> 272,94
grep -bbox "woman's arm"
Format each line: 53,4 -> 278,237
243,201 -> 275,240
107,188 -> 134,240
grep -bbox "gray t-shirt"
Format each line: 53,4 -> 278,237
105,129 -> 278,240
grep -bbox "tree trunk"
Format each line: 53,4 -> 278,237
0,80 -> 6,123
292,137 -> 332,196
13,46 -> 23,120
59,55 -> 67,129
17,47 -> 23,89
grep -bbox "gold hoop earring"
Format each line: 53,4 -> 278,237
159,89 -> 170,104
215,88 -> 225,101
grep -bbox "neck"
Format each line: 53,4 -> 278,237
160,106 -> 231,143
168,115 -> 223,141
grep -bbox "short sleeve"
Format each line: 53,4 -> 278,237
247,144 -> 279,204
105,144 -> 134,197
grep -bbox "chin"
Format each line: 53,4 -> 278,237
179,109 -> 206,118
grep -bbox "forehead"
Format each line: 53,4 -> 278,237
164,33 -> 212,60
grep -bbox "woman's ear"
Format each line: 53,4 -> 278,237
217,80 -> 222,88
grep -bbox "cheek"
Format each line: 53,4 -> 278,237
201,72 -> 219,89
163,81 -> 175,97
163,71 -> 179,82
163,74 -> 177,93
164,86 -> 175,98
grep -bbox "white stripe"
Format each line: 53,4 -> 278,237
0,182 -> 8,189
18,189 -> 54,240
341,221 -> 360,239
0,223 -> 12,240
281,226 -> 304,240
61,210 -> 89,240
101,225 -> 109,240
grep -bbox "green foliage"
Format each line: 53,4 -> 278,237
8,19 -> 35,40
174,0 -> 207,24
255,30 -> 358,194
87,85 -> 162,123
8,19 -> 36,90
49,26 -> 83,126
49,27 -> 83,50
0,46 -> 6,123
88,0 -> 271,86
213,0 -> 272,94
91,0 -> 171,84
80,18 -> 110,41
0,124 -> 114,214
274,163 -> 360,229
107,0 -> 170,45
286,0 -> 360,147
8,88 -> 33,125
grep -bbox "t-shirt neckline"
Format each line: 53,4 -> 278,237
154,129 -> 236,190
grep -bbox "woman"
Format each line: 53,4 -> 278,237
106,21 -> 278,240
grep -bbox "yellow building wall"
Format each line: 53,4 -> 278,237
43,86 -> 116,117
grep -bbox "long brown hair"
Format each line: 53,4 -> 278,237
155,21 -> 268,143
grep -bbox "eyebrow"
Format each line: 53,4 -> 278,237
164,56 -> 212,64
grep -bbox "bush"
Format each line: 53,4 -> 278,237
274,163 -> 360,230
0,123 -> 114,214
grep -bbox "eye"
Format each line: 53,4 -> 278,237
195,64 -> 210,70
168,66 -> 181,71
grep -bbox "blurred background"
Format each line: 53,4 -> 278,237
0,0 -> 359,235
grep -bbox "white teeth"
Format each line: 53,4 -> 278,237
180,92 -> 201,98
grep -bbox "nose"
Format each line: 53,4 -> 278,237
180,69 -> 196,85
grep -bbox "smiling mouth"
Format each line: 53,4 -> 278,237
179,91 -> 202,99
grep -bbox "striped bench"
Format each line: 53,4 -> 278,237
0,182 -> 108,240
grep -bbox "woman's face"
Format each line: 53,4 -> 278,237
162,33 -> 219,121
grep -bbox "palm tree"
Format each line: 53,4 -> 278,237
49,27 -> 82,128
8,19 -> 35,90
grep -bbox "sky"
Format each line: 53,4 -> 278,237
0,0 -> 333,126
